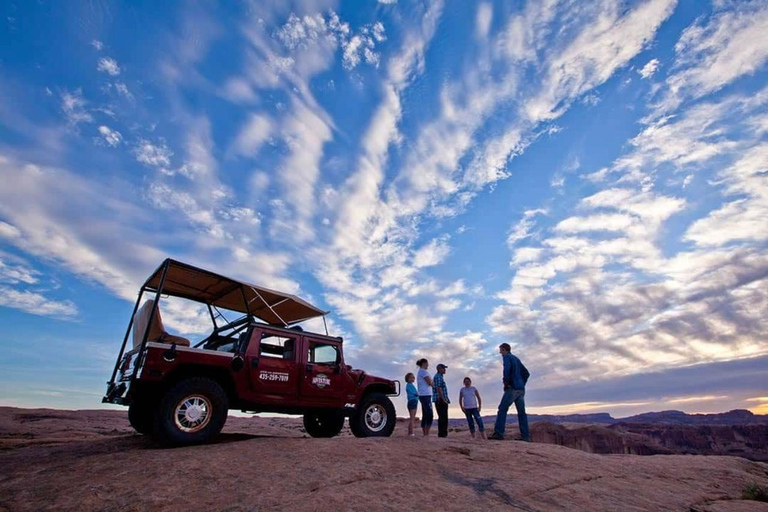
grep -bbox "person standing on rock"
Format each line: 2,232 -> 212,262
405,372 -> 418,437
489,343 -> 531,442
459,377 -> 485,439
416,358 -> 434,436
433,363 -> 450,438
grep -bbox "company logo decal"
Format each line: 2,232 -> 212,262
259,371 -> 289,382
312,373 -> 331,389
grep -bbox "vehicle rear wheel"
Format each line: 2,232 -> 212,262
350,393 -> 396,437
152,377 -> 228,446
303,410 -> 345,438
128,399 -> 155,435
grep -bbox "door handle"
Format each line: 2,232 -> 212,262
306,364 -> 313,372
251,357 -> 259,368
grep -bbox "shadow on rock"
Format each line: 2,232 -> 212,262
440,468 -> 537,511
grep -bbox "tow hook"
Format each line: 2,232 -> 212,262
162,343 -> 178,362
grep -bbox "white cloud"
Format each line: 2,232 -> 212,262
583,167 -> 609,183
114,82 -> 133,99
507,209 -> 546,247
638,58 -> 660,79
662,5 -> 768,110
413,237 -> 451,268
581,93 -> 600,106
0,286 -> 78,319
91,40 -> 103,51
525,0 -> 676,122
0,157 -> 165,302
476,3 -> 493,39
272,99 -> 332,241
97,57 -> 121,76
60,90 -> 92,126
0,255 -> 38,285
612,98 -> 742,183
555,213 -> 636,234
232,113 -> 272,157
134,139 -> 173,170
436,280 -> 467,297
274,12 -> 385,71
0,151 -> 298,332
489,70 -> 768,390
97,125 -> 122,147
436,297 -> 461,312
684,143 -> 768,247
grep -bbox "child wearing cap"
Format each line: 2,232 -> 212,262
404,372 -> 418,437
459,377 -> 485,439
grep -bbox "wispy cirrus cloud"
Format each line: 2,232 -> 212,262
0,286 -> 77,319
659,3 -> 768,112
488,3 -> 768,392
97,57 -> 121,76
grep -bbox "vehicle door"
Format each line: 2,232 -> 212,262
299,338 -> 346,405
244,328 -> 300,405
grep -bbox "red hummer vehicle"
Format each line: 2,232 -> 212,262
103,259 -> 399,445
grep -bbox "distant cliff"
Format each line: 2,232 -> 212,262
618,409 -> 768,426
448,408 -> 768,428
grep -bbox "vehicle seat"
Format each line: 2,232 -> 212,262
283,339 -> 294,360
132,299 -> 191,348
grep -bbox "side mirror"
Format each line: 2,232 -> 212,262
231,355 -> 244,372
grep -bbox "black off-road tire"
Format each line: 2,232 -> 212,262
350,393 -> 396,437
303,410 -> 345,438
128,399 -> 155,435
152,377 -> 228,446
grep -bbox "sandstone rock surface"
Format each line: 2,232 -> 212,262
1,407 -> 767,511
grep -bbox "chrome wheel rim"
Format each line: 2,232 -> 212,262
365,404 -> 387,432
174,395 -> 212,433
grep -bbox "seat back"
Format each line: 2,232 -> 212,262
132,299 -> 165,348
283,338 -> 295,360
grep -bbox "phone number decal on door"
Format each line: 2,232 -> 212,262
259,371 -> 290,382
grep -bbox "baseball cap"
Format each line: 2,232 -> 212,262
436,363 -> 448,370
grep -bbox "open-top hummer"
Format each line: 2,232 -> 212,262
103,259 -> 399,445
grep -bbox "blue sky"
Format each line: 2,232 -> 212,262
1,0 -> 767,418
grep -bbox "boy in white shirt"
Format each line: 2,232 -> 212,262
459,377 -> 485,439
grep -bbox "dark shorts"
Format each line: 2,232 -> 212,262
407,398 -> 418,411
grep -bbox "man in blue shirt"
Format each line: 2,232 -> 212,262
489,343 -> 531,442
432,363 -> 450,438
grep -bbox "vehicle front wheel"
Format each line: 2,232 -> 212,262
350,393 -> 396,437
128,399 -> 155,435
152,377 -> 228,446
303,410 -> 345,438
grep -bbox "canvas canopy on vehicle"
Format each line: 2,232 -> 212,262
143,259 -> 326,326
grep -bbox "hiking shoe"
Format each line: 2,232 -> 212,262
488,433 -> 504,440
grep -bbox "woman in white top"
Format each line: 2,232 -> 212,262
416,358 -> 434,436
